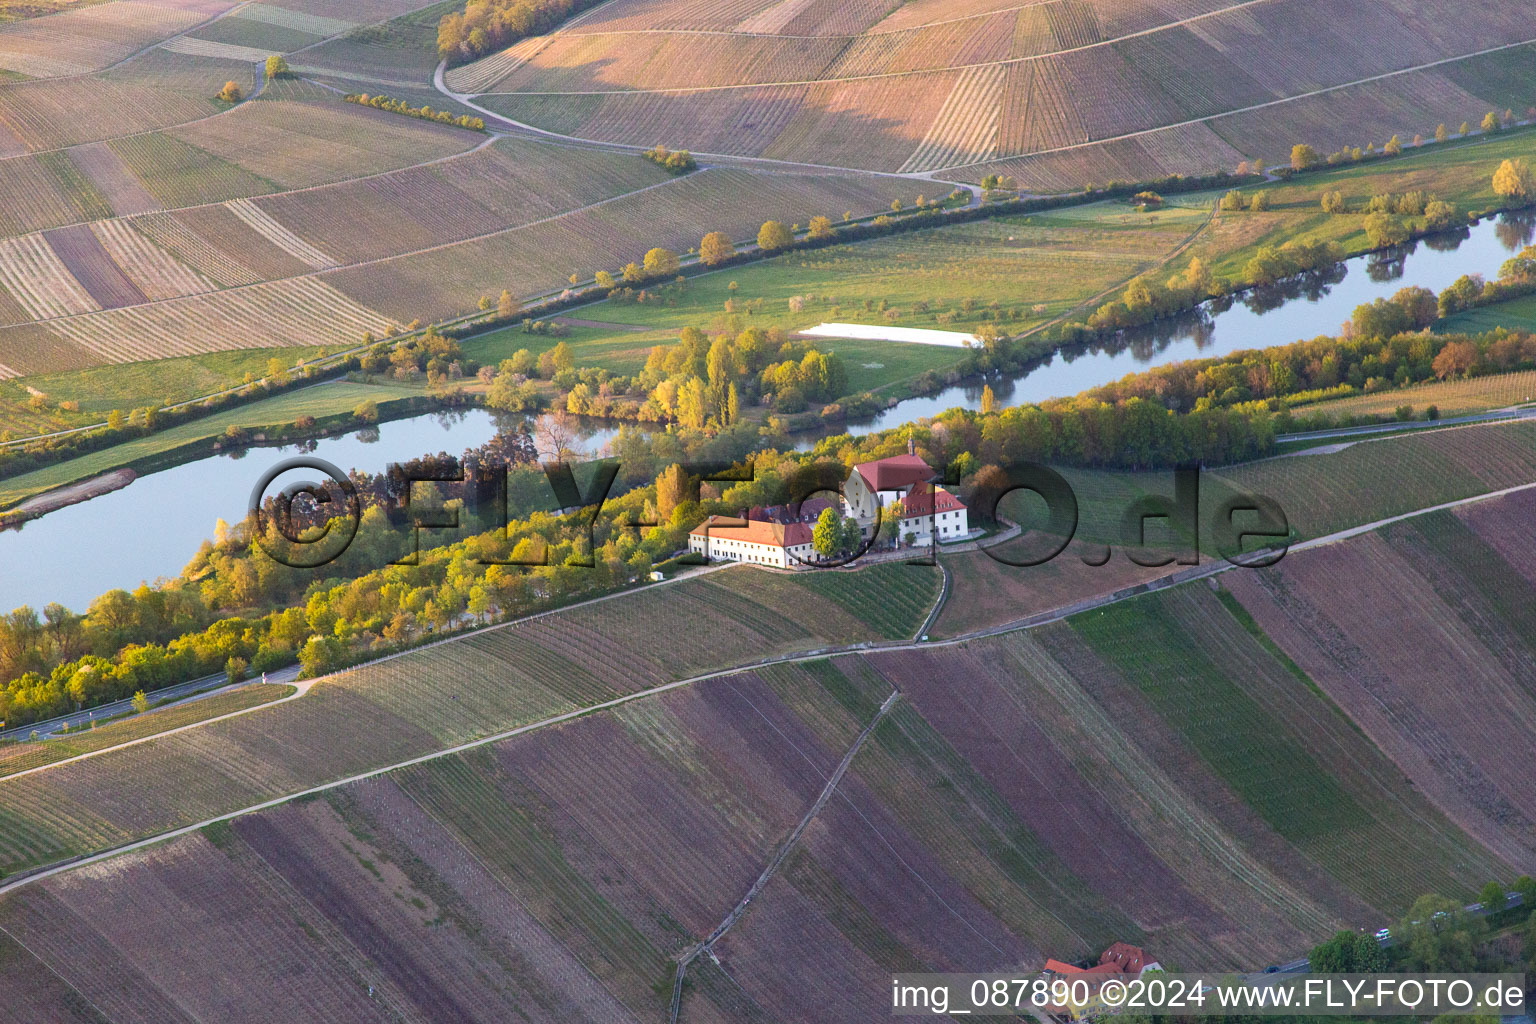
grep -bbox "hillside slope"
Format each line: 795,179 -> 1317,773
2,456 -> 1535,1021
459,0 -> 1536,183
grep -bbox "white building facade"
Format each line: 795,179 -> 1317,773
687,516 -> 815,568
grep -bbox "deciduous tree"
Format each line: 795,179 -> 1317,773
642,247 -> 680,277
756,220 -> 793,251
1290,143 -> 1319,170
812,507 -> 841,558
1363,211 -> 1409,247
699,231 -> 734,266
1493,158 -> 1533,203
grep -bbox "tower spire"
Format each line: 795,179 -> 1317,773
907,427 -> 914,456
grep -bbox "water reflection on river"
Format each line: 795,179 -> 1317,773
3,212 -> 1531,611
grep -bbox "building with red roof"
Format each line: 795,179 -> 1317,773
687,515 -> 815,568
842,439 -> 969,545
1041,943 -> 1163,1018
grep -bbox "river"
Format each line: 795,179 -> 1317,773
2,212 -> 1530,613
852,211 -> 1532,432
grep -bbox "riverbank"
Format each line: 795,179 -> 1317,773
2,467 -> 134,522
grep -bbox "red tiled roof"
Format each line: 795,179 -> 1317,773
1043,959 -> 1083,975
690,515 -> 811,549
899,481 -> 965,517
854,453 -> 933,492
1100,942 -> 1151,972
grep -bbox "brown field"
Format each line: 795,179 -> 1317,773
0,231 -> 97,320
249,136 -> 670,264
34,275 -> 393,363
170,93 -> 479,191
264,0 -> 427,21
1224,489 -> 1536,870
0,51 -> 233,152
0,659 -> 893,1023
0,150 -> 113,236
88,217 -> 215,300
0,596 -> 1513,1020
129,207 -> 272,286
0,0 -> 232,79
325,166 -> 916,322
463,0 -> 1536,175
65,139 -> 161,216
42,222 -> 147,309
0,566 -> 935,877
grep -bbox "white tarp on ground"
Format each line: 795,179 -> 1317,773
797,323 -> 978,348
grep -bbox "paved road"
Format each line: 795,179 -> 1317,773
1276,405 -> 1536,444
1274,890 -> 1525,972
0,664 -> 300,742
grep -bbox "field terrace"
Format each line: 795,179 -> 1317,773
0,0 -> 235,79
0,564 -> 940,878
462,0 -> 1536,179
0,576 -> 1518,1021
319,165 -> 922,324
1224,487 -> 1536,870
0,70 -> 921,378
932,421 -> 1536,637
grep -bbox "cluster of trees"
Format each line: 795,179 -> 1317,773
811,507 -> 865,559
1308,877 -> 1536,984
437,0 -> 601,64
358,326 -> 471,383
633,325 -> 848,426
1060,161 -> 1524,351
1071,256 -> 1222,336
215,80 -> 243,103
1084,313 -> 1536,420
1285,110 -> 1528,174
344,93 -> 485,131
1219,188 -> 1271,212
1317,188 -> 1461,234
1061,243 -> 1339,345
2,416 -> 823,722
1493,157 -> 1534,203
592,247 -> 683,293
642,145 -> 695,175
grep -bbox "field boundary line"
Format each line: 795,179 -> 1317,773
565,0 -> 1060,41
0,920 -> 115,1019
937,35 -> 1536,171
668,687 -> 903,1024
2,131 -> 500,249
466,0 -> 1284,92
435,62 -> 969,185
0,682 -> 304,783
0,170 -> 691,335
7,469 -> 1536,892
